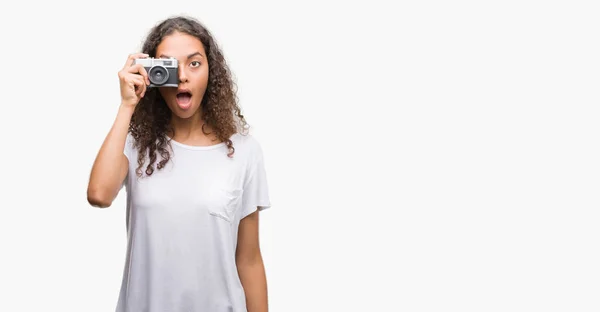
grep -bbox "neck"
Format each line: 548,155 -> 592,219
170,111 -> 203,137
168,111 -> 220,146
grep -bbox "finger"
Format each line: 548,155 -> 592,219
126,63 -> 145,75
125,74 -> 145,96
130,75 -> 146,94
138,66 -> 150,85
126,64 -> 150,85
122,53 -> 149,70
125,64 -> 149,85
136,82 -> 147,98
136,78 -> 147,98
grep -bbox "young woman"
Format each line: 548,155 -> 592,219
87,15 -> 272,312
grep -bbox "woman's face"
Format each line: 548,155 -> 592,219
156,31 -> 209,120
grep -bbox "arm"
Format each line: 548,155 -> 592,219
87,52 -> 150,208
236,210 -> 269,312
86,104 -> 134,208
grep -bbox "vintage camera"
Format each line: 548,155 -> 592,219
133,57 -> 179,87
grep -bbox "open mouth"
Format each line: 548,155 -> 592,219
176,91 -> 192,109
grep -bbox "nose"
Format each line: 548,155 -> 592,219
178,66 -> 188,83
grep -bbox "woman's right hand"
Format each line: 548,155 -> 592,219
118,53 -> 151,108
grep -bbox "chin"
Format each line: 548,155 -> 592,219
168,103 -> 202,119
172,111 -> 197,119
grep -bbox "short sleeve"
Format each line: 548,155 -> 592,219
121,133 -> 134,190
123,132 -> 134,162
240,141 -> 272,219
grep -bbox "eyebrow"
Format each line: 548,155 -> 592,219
159,52 -> 203,59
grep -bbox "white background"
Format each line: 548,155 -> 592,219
1,1 -> 599,311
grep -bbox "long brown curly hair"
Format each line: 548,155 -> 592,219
129,15 -> 249,177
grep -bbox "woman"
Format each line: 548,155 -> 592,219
87,15 -> 272,312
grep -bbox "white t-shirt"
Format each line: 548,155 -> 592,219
114,132 -> 271,312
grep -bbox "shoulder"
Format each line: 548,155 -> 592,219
230,132 -> 267,167
230,132 -> 264,154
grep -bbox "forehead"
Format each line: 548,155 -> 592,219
156,32 -> 205,57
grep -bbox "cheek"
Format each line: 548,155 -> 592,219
192,71 -> 209,91
199,70 -> 207,80
196,67 -> 209,81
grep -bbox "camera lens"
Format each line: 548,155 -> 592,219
148,66 -> 169,86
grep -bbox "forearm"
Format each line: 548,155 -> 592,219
237,256 -> 269,312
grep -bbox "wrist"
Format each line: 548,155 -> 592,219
119,102 -> 137,114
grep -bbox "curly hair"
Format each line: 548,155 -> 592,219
128,15 -> 249,178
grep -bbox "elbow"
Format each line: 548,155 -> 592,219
236,250 -> 264,268
87,188 -> 114,208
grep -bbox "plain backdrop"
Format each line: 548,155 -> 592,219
1,1 -> 599,311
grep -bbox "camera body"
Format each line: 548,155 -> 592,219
133,57 -> 179,87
